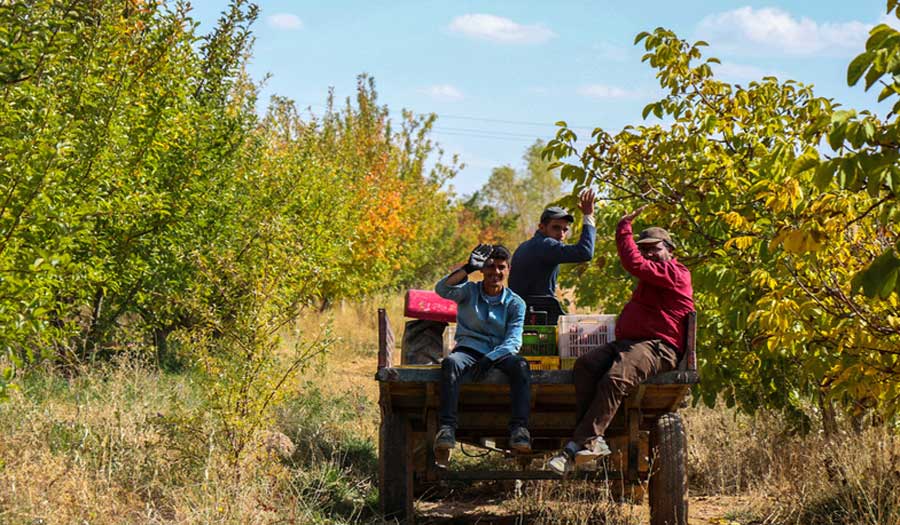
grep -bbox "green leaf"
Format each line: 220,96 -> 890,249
847,51 -> 874,86
867,166 -> 885,197
790,150 -> 819,176
828,123 -> 846,151
858,248 -> 900,298
866,23 -> 895,51
880,268 -> 899,299
633,31 -> 650,45
865,63 -> 884,90
813,160 -> 838,191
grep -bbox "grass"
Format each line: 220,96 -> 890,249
1,296 -> 898,524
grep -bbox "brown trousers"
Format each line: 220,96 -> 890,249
572,339 -> 678,444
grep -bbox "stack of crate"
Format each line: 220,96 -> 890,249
442,314 -> 616,371
443,324 -> 560,369
520,325 -> 559,370
558,314 -> 617,369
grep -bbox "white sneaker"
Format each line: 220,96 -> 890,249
574,437 -> 611,465
547,451 -> 573,475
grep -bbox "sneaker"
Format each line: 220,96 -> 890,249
574,437 -> 611,465
509,427 -> 532,454
547,450 -> 574,475
433,425 -> 456,451
548,441 -> 580,475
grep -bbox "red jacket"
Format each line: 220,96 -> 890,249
615,219 -> 694,353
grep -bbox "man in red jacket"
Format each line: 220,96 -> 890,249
548,205 -> 694,474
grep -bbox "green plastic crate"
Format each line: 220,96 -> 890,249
521,325 -> 558,356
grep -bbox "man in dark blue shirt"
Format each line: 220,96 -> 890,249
508,190 -> 596,323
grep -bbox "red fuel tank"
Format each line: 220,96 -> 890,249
404,289 -> 457,323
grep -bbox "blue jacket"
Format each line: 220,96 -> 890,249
508,223 -> 596,299
435,275 -> 525,361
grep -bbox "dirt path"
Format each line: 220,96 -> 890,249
417,494 -> 759,524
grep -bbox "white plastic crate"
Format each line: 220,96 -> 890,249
442,324 -> 456,358
558,314 -> 617,358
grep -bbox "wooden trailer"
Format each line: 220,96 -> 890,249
376,309 -> 699,524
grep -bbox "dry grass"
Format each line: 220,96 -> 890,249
2,299 -> 898,524
685,402 -> 900,524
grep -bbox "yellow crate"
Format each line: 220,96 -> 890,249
524,356 -> 560,371
561,357 -> 577,370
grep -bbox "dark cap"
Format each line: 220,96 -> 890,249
636,227 -> 675,248
540,206 -> 575,224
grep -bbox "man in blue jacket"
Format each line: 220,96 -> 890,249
508,189 -> 596,323
434,244 -> 531,458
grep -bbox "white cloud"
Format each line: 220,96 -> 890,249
697,7 -> 869,56
448,14 -> 556,44
421,84 -> 464,102
577,84 -> 637,99
267,13 -> 303,30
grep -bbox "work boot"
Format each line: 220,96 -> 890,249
433,425 -> 456,451
509,426 -> 532,454
575,437 -> 611,465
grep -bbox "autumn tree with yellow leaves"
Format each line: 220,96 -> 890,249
549,9 -> 900,426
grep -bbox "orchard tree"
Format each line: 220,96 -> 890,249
471,139 -> 564,245
547,24 -> 900,422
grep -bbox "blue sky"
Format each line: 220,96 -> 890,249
193,1 -> 894,195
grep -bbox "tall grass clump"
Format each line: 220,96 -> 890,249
0,353 -> 385,524
685,402 -> 900,525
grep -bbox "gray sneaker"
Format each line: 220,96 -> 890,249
574,437 -> 611,465
433,425 -> 456,451
509,427 -> 532,454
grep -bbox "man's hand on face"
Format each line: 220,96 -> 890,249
464,243 -> 493,274
471,355 -> 494,382
578,188 -> 596,216
621,204 -> 649,223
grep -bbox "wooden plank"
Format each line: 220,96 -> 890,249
680,311 -> 698,372
375,367 -> 699,385
379,411 -> 412,521
377,309 -> 396,370
627,408 -> 640,482
425,409 -> 439,481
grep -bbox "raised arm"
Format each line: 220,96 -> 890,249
436,243 -> 493,302
542,190 -> 597,263
615,210 -> 685,289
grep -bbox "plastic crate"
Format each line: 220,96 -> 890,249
558,314 -> 617,358
524,356 -> 560,370
521,325 -> 558,356
442,324 -> 456,358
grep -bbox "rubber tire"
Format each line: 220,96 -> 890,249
401,320 -> 446,364
649,413 -> 688,525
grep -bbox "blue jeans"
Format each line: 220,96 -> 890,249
439,347 -> 531,431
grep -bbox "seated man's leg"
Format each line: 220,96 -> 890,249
438,348 -> 480,431
573,341 -> 622,425
493,353 -> 532,431
572,340 -> 678,445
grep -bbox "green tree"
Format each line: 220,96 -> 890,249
546,26 -> 900,422
475,139 -> 564,245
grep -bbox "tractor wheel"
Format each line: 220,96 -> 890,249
401,320 -> 446,364
649,413 -> 687,525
